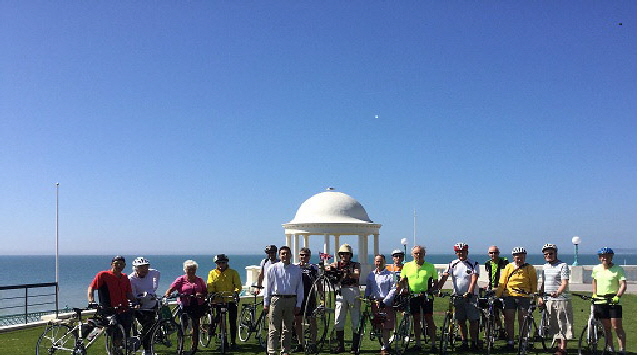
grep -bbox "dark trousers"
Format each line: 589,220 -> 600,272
135,310 -> 157,350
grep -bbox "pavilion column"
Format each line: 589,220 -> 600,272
293,235 -> 300,263
303,235 -> 310,248
373,234 -> 379,256
334,235 -> 341,257
324,234 -> 330,255
358,234 -> 369,265
286,234 -> 292,248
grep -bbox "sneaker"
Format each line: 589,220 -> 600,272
502,343 -> 515,351
293,344 -> 304,353
307,344 -> 317,354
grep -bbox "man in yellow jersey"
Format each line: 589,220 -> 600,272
495,247 -> 537,351
398,245 -> 438,352
207,254 -> 242,350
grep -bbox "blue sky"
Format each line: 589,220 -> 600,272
1,1 -> 636,257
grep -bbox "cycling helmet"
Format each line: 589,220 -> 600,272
541,244 -> 558,252
214,254 -> 230,263
112,255 -> 126,263
511,247 -> 527,255
265,245 -> 277,253
597,247 -> 614,255
132,257 -> 150,266
453,243 -> 469,252
391,249 -> 404,257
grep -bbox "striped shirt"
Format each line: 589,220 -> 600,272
541,260 -> 570,300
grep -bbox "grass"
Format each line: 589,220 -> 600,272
1,291 -> 635,355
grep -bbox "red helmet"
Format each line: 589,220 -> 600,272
453,243 -> 469,252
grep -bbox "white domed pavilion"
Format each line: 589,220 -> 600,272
282,188 -> 382,281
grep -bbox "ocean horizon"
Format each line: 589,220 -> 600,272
1,253 -> 635,317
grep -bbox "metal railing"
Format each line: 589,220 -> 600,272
0,282 -> 58,326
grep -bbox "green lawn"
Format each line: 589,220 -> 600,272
2,292 -> 635,355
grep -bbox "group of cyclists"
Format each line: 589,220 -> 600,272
82,241 -> 628,355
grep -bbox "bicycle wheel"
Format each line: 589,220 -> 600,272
36,323 -> 77,354
105,323 -> 128,355
257,311 -> 268,349
238,306 -> 253,342
151,319 -> 183,355
354,313 -> 366,355
518,317 -> 537,355
393,313 -> 412,355
304,277 -> 335,353
484,314 -> 495,355
578,322 -> 607,355
199,312 -> 214,348
217,311 -> 227,354
178,312 -> 197,353
439,313 -> 453,355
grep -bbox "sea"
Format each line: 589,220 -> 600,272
1,253 -> 635,317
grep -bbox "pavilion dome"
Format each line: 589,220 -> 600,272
288,189 -> 374,224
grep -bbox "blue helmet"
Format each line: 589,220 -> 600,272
597,247 -> 614,255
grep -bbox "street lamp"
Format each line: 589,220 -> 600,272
572,236 -> 582,266
400,238 -> 408,256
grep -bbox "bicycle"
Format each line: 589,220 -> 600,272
238,286 -> 268,349
512,289 -> 550,355
391,294 -> 413,355
173,293 -> 207,354
573,294 -> 615,355
476,289 -> 502,355
149,296 -> 184,355
392,291 -> 434,354
354,297 -> 386,354
302,261 -> 337,354
36,304 -> 130,355
200,290 -> 240,353
439,292 -> 466,355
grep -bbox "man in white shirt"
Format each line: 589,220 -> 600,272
538,244 -> 573,355
263,246 -> 304,355
437,243 -> 480,351
129,257 -> 161,355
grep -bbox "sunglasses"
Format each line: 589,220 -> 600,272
543,252 -> 555,256
299,254 -> 310,257
488,252 -> 500,254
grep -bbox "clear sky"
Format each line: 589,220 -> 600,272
1,1 -> 636,257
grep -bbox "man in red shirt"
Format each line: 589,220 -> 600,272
87,255 -> 136,342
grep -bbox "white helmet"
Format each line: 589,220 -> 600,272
511,247 -> 527,255
391,249 -> 404,256
132,257 -> 150,267
541,244 -> 558,252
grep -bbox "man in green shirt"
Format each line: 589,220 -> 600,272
399,245 -> 439,352
592,247 -> 627,354
484,245 -> 508,339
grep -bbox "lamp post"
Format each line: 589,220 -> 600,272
572,236 -> 582,266
400,238 -> 408,257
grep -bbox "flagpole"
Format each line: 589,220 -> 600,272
55,183 -> 59,315
413,209 -> 417,245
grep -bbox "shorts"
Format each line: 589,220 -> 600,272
409,295 -> 433,315
503,296 -> 531,311
453,296 -> 480,321
594,304 -> 622,319
181,303 -> 207,319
